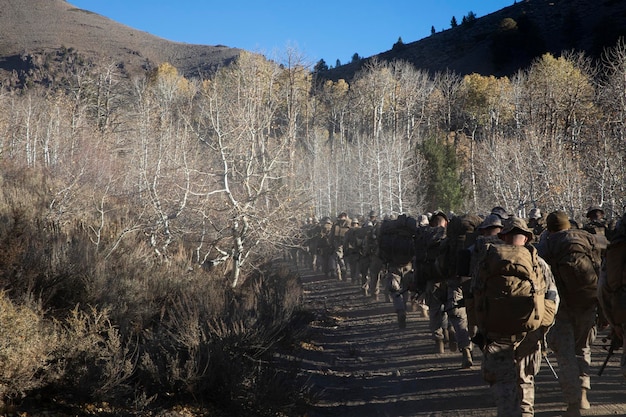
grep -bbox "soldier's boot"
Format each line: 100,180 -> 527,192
435,339 -> 445,354
580,388 -> 590,410
563,403 -> 581,417
397,310 -> 407,329
461,347 -> 473,369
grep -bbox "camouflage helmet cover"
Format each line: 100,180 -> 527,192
498,216 -> 534,239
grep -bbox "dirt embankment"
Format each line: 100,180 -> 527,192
292,268 -> 626,417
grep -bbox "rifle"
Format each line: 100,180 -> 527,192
597,330 -> 623,376
543,353 -> 558,379
541,337 -> 558,379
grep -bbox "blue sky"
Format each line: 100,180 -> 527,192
69,1 -> 515,66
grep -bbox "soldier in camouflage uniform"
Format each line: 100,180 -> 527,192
597,211 -> 626,380
527,208 -> 546,240
541,211 -> 600,416
583,206 -> 611,253
316,217 -> 334,277
329,212 -> 351,281
415,211 -> 449,353
470,217 -> 559,417
365,212 -> 385,299
355,221 -> 374,296
343,218 -> 362,284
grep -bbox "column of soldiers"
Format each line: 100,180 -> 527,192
303,211 -> 386,298
296,203 -> 625,417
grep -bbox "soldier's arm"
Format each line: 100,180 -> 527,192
538,257 -> 559,328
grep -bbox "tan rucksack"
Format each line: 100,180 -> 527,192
544,228 -> 600,309
475,243 -> 546,336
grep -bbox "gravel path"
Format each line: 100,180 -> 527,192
293,268 -> 626,417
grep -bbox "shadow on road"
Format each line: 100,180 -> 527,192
290,268 -> 626,417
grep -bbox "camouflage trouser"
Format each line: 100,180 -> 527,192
444,277 -> 471,351
425,280 -> 448,341
317,248 -> 332,276
368,255 -> 384,295
385,263 -> 412,318
357,256 -> 371,292
345,253 -> 360,282
546,304 -> 597,404
482,338 -> 541,417
329,246 -> 346,280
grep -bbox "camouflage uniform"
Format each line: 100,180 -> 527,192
304,217 -> 320,271
541,211 -> 599,414
365,218 -> 384,298
343,219 -> 362,283
545,304 -> 597,408
384,262 -> 413,328
527,208 -> 546,241
597,213 -> 626,380
474,217 -> 559,417
316,218 -> 334,276
356,223 -> 373,295
329,213 -> 350,280
414,212 -> 449,352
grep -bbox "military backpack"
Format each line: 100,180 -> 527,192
544,228 -> 600,309
474,243 -> 546,336
378,214 -> 417,266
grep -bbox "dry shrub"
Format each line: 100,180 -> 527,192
0,294 -> 59,405
54,306 -> 136,401
134,259 -> 310,416
0,164 -> 312,414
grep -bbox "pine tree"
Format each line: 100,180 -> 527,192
421,137 -> 464,212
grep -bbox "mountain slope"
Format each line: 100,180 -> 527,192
0,0 -> 242,79
323,0 -> 626,81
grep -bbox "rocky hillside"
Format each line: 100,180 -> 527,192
2,0 -> 626,86
0,0 -> 242,83
322,0 -> 626,81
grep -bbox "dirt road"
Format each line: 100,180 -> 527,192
293,268 -> 626,417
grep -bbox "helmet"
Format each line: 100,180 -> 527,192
586,206 -> 604,219
491,206 -> 509,220
528,208 -> 541,219
498,216 -> 534,239
477,214 -> 503,230
546,210 -> 571,232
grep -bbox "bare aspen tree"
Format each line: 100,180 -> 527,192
351,58 -> 394,213
433,70 -> 463,132
194,52 -> 299,286
276,47 -> 312,181
127,63 -> 201,260
597,38 -> 626,212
